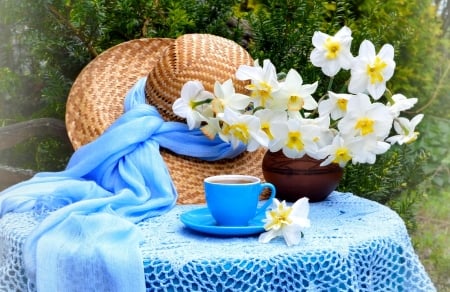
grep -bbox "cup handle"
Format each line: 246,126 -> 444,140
255,182 -> 276,215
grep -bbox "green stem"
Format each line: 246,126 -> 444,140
327,76 -> 335,92
192,98 -> 213,109
385,88 -> 395,104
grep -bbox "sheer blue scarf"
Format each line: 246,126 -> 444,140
0,78 -> 245,291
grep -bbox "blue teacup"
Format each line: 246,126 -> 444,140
204,175 -> 276,226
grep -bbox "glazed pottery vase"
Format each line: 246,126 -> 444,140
262,151 -> 343,202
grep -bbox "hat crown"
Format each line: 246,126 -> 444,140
145,34 -> 253,121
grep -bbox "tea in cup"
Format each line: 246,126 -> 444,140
204,174 -> 276,226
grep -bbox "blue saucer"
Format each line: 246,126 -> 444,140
180,208 -> 266,236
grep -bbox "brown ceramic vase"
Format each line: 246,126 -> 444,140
262,151 -> 343,202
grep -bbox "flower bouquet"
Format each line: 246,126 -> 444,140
172,26 -> 424,245
172,26 -> 423,168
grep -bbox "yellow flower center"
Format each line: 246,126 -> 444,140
337,98 -> 348,111
266,204 -> 293,230
333,147 -> 352,164
355,117 -> 375,136
288,95 -> 304,111
229,123 -> 251,144
406,132 -> 420,144
247,81 -> 273,107
366,56 -> 388,84
325,38 -> 341,59
261,122 -> 274,140
286,131 -> 304,151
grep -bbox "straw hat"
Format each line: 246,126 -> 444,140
65,34 -> 266,204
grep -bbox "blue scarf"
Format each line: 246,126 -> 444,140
0,78 -> 245,291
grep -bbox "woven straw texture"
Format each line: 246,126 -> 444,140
145,34 -> 253,122
66,38 -> 173,148
65,35 -> 265,204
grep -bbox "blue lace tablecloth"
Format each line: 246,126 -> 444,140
0,192 -> 435,291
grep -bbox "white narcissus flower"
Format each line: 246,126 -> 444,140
211,79 -> 250,114
387,93 -> 418,117
253,109 -> 288,146
320,134 -> 390,166
269,118 -> 324,159
318,135 -> 353,167
219,108 -> 269,151
338,93 -> 393,140
272,69 -> 318,113
299,116 -> 335,160
236,59 -> 280,108
172,80 -> 214,130
349,135 -> 391,164
310,26 -> 354,77
259,198 -> 310,246
387,114 -> 424,145
269,118 -> 306,158
348,40 -> 396,100
318,91 -> 356,120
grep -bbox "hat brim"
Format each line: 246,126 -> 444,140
65,38 -> 265,204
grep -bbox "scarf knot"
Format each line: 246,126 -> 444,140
0,77 -> 245,291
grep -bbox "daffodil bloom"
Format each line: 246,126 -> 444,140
338,93 -> 393,140
212,79 -> 250,114
387,114 -> 424,145
318,91 -> 355,120
269,118 -> 305,158
310,26 -> 354,77
236,59 -> 280,108
318,135 -> 354,167
349,135 -> 391,164
387,93 -> 418,117
272,69 -> 318,113
172,80 -> 214,129
219,108 -> 269,151
254,109 -> 287,144
298,116 -> 335,160
269,118 -> 322,159
348,40 -> 395,100
259,198 -> 310,246
320,133 -> 390,166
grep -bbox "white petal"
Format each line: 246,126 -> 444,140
378,44 -> 395,60
236,64 -> 261,80
258,229 -> 280,244
282,225 -> 304,246
172,98 -> 188,118
291,197 -> 310,218
358,40 -> 376,59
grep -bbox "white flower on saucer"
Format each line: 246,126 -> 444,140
259,198 -> 310,246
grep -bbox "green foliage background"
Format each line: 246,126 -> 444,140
0,0 -> 448,224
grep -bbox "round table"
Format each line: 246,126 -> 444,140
0,192 -> 435,291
